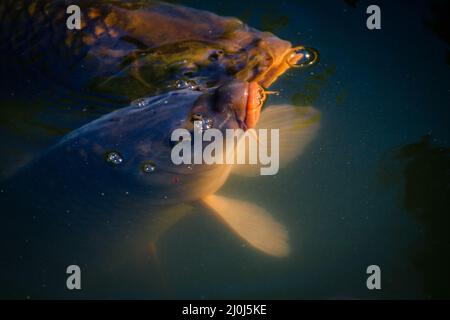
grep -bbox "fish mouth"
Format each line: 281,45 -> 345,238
213,80 -> 266,130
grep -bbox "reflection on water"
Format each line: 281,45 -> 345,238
380,135 -> 450,298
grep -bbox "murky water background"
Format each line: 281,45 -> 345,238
1,0 -> 449,299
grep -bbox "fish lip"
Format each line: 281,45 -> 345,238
248,36 -> 293,87
243,81 -> 264,130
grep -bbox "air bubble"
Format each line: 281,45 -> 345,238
141,161 -> 157,173
131,98 -> 149,108
177,79 -> 198,90
192,116 -> 213,132
202,118 -> 213,130
286,47 -> 319,68
105,151 -> 123,165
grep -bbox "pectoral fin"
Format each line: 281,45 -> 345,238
147,203 -> 194,245
232,104 -> 321,177
202,194 -> 290,257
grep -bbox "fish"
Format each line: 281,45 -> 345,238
0,0 -> 321,297
0,0 -> 318,180
0,79 -> 320,297
1,0 -> 315,99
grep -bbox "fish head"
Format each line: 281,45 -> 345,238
63,80 -> 265,204
187,80 -> 266,132
246,39 -> 319,88
126,80 -> 265,202
215,30 -> 319,88
87,2 -> 318,98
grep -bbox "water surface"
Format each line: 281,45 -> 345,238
1,0 -> 449,299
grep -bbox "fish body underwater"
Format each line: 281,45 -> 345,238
0,0 -> 316,179
0,79 -> 320,298
0,81 -> 244,297
0,0 -> 321,298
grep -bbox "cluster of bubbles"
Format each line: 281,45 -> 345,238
141,161 -> 157,173
105,151 -> 157,173
172,79 -> 200,91
192,113 -> 213,132
131,98 -> 150,108
201,118 -> 213,130
105,151 -> 123,165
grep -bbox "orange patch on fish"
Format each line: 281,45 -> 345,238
83,34 -> 96,46
95,25 -> 106,37
108,28 -> 119,38
104,12 -> 119,28
88,8 -> 101,19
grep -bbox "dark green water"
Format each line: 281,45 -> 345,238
0,0 -> 449,299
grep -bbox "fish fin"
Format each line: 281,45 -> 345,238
145,203 -> 193,287
202,194 -> 290,257
232,104 -> 321,177
147,203 -> 194,245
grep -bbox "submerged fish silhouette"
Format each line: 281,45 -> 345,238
0,80 -> 320,297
